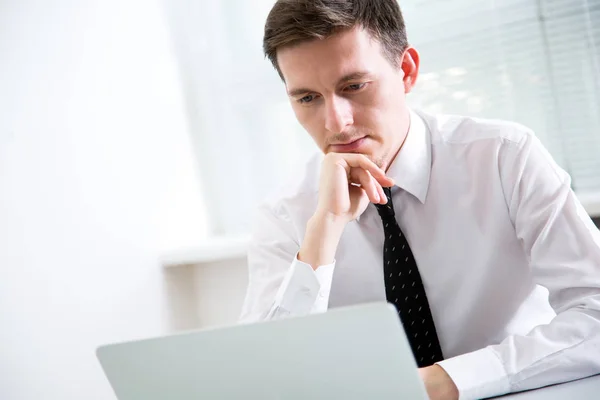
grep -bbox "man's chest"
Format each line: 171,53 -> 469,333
326,192 -> 528,311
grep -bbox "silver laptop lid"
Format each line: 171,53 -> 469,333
97,302 -> 427,400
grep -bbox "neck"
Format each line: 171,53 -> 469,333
383,109 -> 411,172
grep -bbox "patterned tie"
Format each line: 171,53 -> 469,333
374,187 -> 444,368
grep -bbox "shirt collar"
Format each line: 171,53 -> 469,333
355,109 -> 432,222
385,108 -> 432,204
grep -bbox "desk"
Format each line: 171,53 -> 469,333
494,374 -> 600,399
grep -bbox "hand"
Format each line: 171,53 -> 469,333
316,153 -> 395,223
298,153 -> 394,269
419,365 -> 459,400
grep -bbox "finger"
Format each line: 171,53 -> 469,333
349,169 -> 379,203
376,181 -> 388,204
349,169 -> 381,204
338,154 -> 395,187
358,168 -> 387,204
369,178 -> 388,205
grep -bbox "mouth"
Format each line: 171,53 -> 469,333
329,136 -> 368,153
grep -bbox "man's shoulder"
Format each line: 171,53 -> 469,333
420,110 -> 535,147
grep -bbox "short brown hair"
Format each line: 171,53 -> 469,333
263,0 -> 409,80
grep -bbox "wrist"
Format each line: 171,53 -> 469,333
311,208 -> 350,229
307,210 -> 348,249
298,211 -> 347,270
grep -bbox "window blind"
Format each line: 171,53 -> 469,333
165,0 -> 600,236
404,0 -> 600,194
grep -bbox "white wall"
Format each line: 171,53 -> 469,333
0,1 -> 208,399
191,259 -> 249,328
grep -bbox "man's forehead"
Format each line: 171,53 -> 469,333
278,32 -> 382,93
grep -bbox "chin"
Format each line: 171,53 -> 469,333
356,152 -> 386,169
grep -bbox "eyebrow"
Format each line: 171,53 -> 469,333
287,71 -> 373,97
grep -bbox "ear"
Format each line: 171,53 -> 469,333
400,47 -> 420,93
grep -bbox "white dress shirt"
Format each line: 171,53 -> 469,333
239,109 -> 600,400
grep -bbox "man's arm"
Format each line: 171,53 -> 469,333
436,131 -> 600,400
238,201 -> 333,323
239,153 -> 393,323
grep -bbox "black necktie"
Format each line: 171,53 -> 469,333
374,187 -> 444,368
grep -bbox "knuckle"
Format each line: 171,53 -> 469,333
323,152 -> 336,163
324,153 -> 343,168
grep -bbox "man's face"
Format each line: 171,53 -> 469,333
277,27 -> 418,170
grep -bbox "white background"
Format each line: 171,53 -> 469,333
0,0 -> 209,398
1,1 -> 598,399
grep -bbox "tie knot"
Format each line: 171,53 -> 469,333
375,187 -> 395,220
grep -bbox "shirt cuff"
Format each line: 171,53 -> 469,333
436,347 -> 510,400
272,253 -> 336,317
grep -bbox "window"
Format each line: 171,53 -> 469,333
404,0 -> 600,194
164,0 -> 600,237
164,0 -> 314,236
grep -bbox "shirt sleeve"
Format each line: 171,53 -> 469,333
437,131 -> 600,400
238,203 -> 336,324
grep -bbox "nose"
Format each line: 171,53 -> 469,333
324,95 -> 354,134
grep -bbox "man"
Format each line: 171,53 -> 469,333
239,1 -> 600,399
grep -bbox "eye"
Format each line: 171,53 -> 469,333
298,94 -> 316,104
346,83 -> 366,92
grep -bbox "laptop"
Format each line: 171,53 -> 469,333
96,302 -> 428,399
